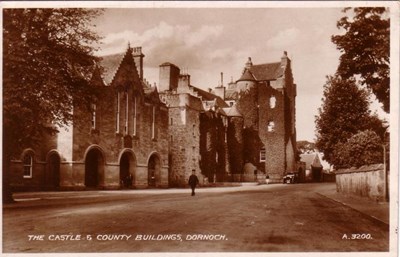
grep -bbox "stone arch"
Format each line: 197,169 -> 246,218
20,148 -> 36,161
147,151 -> 162,187
118,149 -> 137,189
46,150 -> 61,189
84,145 -> 106,188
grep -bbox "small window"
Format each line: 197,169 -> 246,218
267,121 -> 275,132
260,147 -> 266,162
170,118 -> 173,125
192,124 -> 196,136
23,153 -> 33,178
91,103 -> 96,129
270,96 -> 276,108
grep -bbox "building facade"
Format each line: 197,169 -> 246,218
8,46 -> 297,191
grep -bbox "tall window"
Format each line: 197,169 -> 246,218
23,153 -> 33,178
151,106 -> 156,139
133,96 -> 137,136
91,104 -> 97,129
125,92 -> 129,134
260,147 -> 266,162
116,92 -> 120,133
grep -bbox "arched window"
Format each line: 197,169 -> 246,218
23,153 -> 33,178
270,96 -> 276,108
267,121 -> 275,132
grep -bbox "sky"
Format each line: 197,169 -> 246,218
93,6 -> 389,142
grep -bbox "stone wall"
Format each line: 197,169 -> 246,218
258,83 -> 286,182
167,94 -> 203,187
335,164 -> 387,201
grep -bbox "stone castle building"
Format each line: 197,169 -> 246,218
8,45 -> 297,191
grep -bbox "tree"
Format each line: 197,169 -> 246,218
332,130 -> 383,169
332,7 -> 390,112
315,75 -> 383,164
297,140 -> 316,154
3,9 -> 102,202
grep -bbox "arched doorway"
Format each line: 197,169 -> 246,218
120,151 -> 136,189
85,148 -> 104,188
148,154 -> 161,187
47,152 -> 60,189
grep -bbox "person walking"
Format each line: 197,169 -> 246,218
188,170 -> 199,196
266,174 -> 270,185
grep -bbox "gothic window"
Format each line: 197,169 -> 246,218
151,106 -> 156,140
267,121 -> 275,132
116,92 -> 120,133
125,92 -> 129,134
23,153 -> 33,178
133,96 -> 137,136
270,96 -> 276,108
260,147 -> 266,162
91,103 -> 96,129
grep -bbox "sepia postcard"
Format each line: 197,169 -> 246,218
1,1 -> 399,257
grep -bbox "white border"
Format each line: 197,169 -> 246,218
1,1 -> 399,257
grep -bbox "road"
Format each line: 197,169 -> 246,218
3,183 -> 389,253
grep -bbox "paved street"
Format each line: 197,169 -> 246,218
3,183 -> 389,253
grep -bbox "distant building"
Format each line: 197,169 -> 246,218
8,45 -> 298,190
299,153 -> 325,182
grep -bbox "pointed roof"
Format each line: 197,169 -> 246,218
99,47 -> 141,86
222,104 -> 242,117
90,65 -> 106,87
300,153 -> 323,170
99,53 -> 125,85
237,68 -> 256,82
249,62 -> 284,81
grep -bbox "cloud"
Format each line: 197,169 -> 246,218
99,22 -> 225,66
97,21 -> 244,87
266,28 -> 301,50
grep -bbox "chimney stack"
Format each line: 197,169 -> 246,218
132,46 -> 145,80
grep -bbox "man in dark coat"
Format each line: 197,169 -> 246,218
188,170 -> 199,196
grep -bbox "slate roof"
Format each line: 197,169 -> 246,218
99,53 -> 125,85
249,62 -> 284,81
237,68 -> 256,82
225,89 -> 238,100
190,86 -> 228,108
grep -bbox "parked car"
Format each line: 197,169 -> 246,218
283,172 -> 297,184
